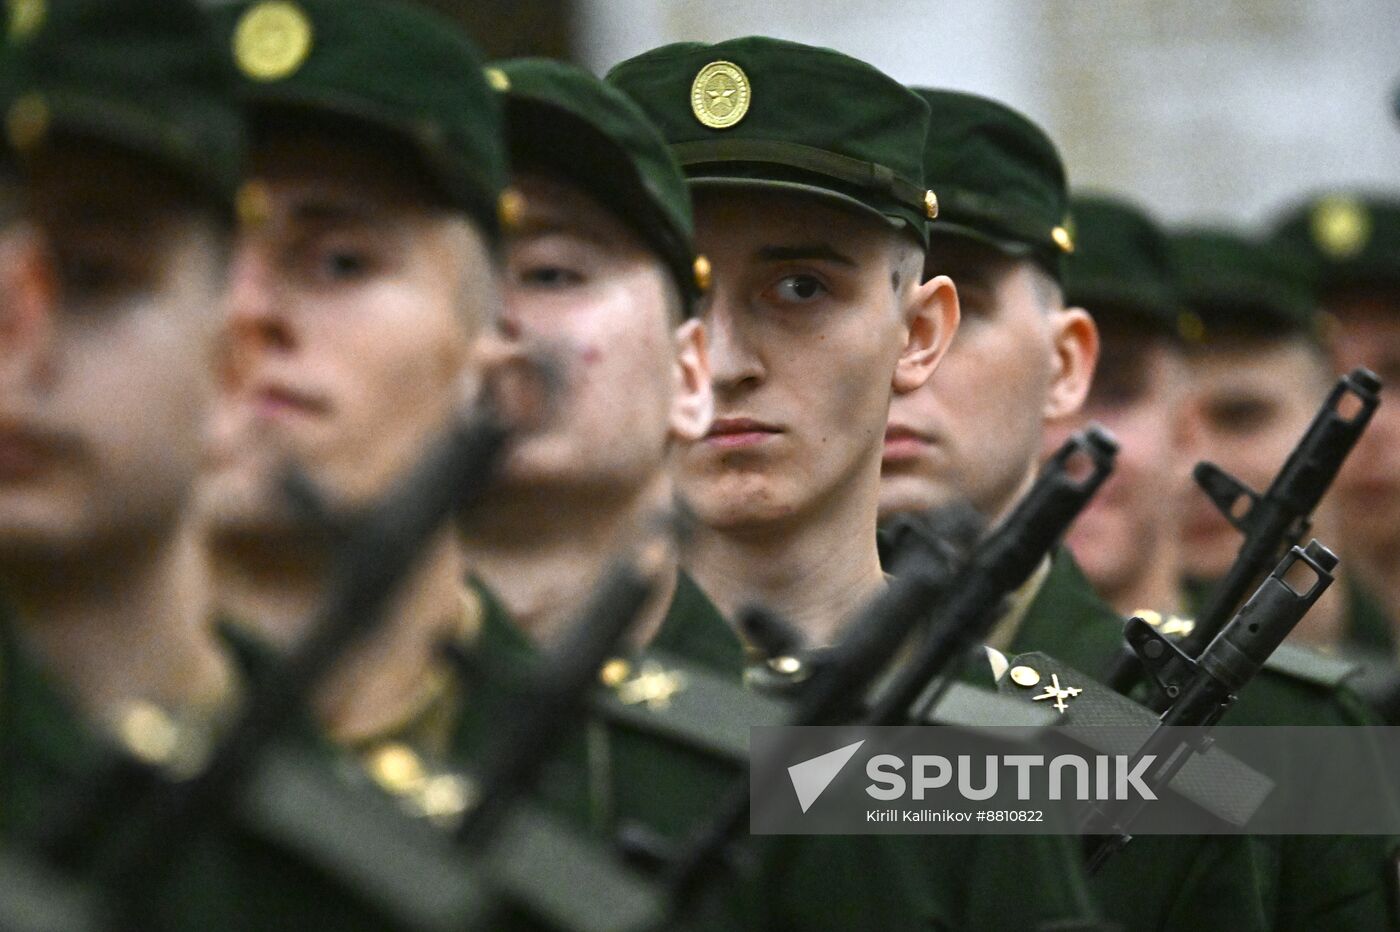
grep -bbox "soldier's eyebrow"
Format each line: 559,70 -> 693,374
512,214 -> 625,250
43,196 -> 176,231
513,216 -> 583,239
288,196 -> 394,229
754,243 -> 857,267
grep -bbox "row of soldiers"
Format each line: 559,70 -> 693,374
2,0 -> 1399,929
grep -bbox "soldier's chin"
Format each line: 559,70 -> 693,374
0,503 -> 116,568
877,476 -> 953,525
684,481 -> 799,534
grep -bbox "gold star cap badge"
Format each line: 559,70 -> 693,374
234,1 -> 314,83
1311,195 -> 1371,259
7,0 -> 44,42
691,60 -> 751,130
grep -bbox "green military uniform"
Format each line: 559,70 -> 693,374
1271,193 -> 1400,656
1011,549 -> 1400,929
427,58 -> 754,928
1170,223 -> 1400,705
457,573 -> 750,839
0,604 -> 105,842
493,54 -> 961,930
211,0 -> 516,806
468,47 -> 746,844
605,48 -> 1101,931
0,2 -> 501,929
1061,202 -> 1400,930
904,93 -> 1265,930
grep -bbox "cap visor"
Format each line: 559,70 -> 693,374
685,175 -> 911,236
24,88 -> 233,198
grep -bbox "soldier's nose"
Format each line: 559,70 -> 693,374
225,244 -> 295,353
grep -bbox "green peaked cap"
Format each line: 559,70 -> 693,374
912,88 -> 1074,282
1169,227 -> 1318,341
495,57 -> 703,309
1063,192 -> 1182,337
219,0 -> 507,236
1270,193 -> 1400,301
606,36 -> 936,245
1,0 -> 242,200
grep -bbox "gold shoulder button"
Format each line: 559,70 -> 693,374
1009,665 -> 1041,687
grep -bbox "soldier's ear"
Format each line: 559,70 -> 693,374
893,272 -> 959,394
669,317 -> 713,442
1043,305 -> 1098,423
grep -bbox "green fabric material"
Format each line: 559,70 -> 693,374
0,606 -> 103,842
0,609 -> 412,930
145,621 -> 422,931
457,573 -> 760,929
457,573 -> 746,840
1169,227 -> 1319,338
1005,553 -> 1271,930
913,87 -> 1073,281
497,57 -> 702,307
1064,192 -> 1183,338
1270,193 -> 1400,296
0,0 -> 242,199
463,575 -> 988,929
1344,576 -> 1397,657
219,0 -> 506,235
606,36 -> 935,244
1016,550 -> 1400,931
650,571 -> 746,673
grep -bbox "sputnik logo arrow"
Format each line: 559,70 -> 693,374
787,740 -> 866,813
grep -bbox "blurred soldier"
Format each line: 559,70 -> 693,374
879,96 -> 1096,531
461,58 -> 715,654
877,95 -> 1269,932
0,6 -> 502,930
1272,195 -> 1400,641
1050,194 -> 1193,619
610,46 -> 1106,932
1053,196 -> 1399,930
0,0 -> 240,835
878,89 -> 1097,655
455,57 -> 754,851
201,0 -> 507,758
1169,226 -> 1372,647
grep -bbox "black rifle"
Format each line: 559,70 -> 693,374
1082,540 -> 1339,873
1103,369 -> 1380,697
650,427 -> 1114,923
452,532 -> 673,848
659,421 -> 1116,916
864,425 -> 1119,725
656,503 -> 981,914
31,401 -> 514,922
